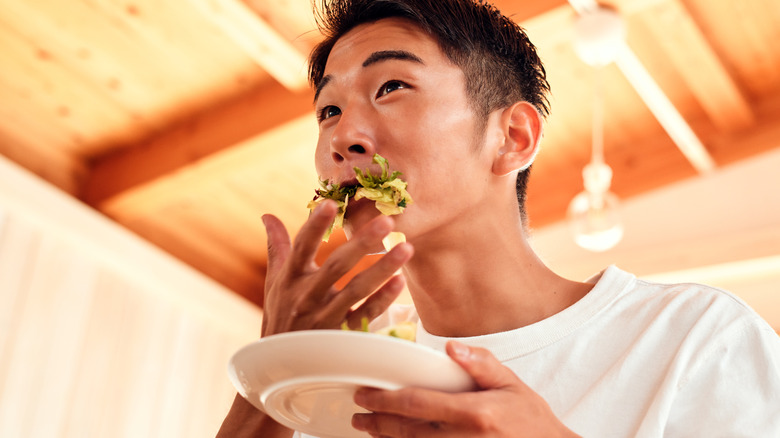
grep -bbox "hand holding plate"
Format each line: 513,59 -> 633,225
352,341 -> 580,437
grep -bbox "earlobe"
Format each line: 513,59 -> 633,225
492,102 -> 543,176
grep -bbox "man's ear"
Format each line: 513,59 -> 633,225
492,101 -> 543,176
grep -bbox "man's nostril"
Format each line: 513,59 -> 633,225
348,144 -> 366,154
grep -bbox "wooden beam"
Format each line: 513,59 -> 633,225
121,213 -> 266,305
97,114 -> 318,218
0,128 -> 87,197
83,80 -> 314,206
638,0 -> 755,132
706,94 -> 780,164
191,0 -> 309,90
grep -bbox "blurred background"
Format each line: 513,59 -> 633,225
1,0 -> 779,436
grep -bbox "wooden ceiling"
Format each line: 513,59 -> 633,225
2,0 -> 779,307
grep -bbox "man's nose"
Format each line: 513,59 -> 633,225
329,107 -> 376,164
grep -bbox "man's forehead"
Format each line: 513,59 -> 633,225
328,17 -> 436,62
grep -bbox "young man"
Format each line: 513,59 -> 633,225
219,1 -> 780,436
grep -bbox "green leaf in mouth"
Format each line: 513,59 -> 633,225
307,154 -> 414,241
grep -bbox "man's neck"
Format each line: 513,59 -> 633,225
403,218 -> 592,338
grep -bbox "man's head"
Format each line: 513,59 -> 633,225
308,0 -> 550,225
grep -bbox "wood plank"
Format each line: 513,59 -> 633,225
163,187 -> 268,262
191,0 -> 309,90
240,0 -> 320,51
84,81 -> 315,205
0,130 -> 87,196
494,0 -> 570,22
638,0 -> 754,132
122,213 -> 265,305
683,0 -> 780,98
0,0 -> 273,164
705,95 -> 780,165
95,113 -> 317,218
0,16 -> 138,154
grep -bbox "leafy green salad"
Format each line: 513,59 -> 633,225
307,154 -> 413,241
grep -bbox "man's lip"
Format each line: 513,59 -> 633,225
337,178 -> 359,187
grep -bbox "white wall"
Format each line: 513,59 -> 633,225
530,147 -> 780,330
0,155 -> 262,438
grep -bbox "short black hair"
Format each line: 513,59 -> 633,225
308,0 -> 551,220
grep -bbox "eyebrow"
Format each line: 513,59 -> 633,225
314,50 -> 424,102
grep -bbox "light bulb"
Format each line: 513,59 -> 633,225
567,162 -> 623,252
568,190 -> 623,251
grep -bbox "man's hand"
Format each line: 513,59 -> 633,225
351,341 -> 580,438
261,200 -> 413,337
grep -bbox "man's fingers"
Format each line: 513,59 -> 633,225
352,412 -> 456,438
262,214 -> 292,274
446,341 -> 520,390
343,274 -> 406,329
354,386 -> 460,424
330,242 -> 413,314
311,214 -> 396,293
288,200 -> 338,273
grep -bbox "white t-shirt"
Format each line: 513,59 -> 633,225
296,266 -> 780,437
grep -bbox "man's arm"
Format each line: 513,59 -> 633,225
217,393 -> 293,438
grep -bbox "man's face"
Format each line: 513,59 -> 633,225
314,18 -> 498,240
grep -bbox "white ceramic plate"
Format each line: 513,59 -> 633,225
228,330 -> 475,438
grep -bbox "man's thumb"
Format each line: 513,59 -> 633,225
446,340 -> 516,390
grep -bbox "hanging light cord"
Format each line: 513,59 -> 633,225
591,66 -> 605,166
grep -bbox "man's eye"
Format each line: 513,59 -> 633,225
318,105 -> 341,122
376,80 -> 408,98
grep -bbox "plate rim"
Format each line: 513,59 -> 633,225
228,329 -> 476,436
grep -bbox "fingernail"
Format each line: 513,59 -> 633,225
450,340 -> 470,359
353,388 -> 368,406
312,200 -> 333,216
389,243 -> 410,260
352,414 -> 367,431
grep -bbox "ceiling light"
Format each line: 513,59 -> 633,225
568,10 -> 624,252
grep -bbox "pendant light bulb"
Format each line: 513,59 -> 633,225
568,161 -> 623,252
567,32 -> 624,252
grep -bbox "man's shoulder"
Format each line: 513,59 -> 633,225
622,272 -> 774,340
633,275 -> 755,314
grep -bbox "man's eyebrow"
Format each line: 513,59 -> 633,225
314,50 -> 424,102
314,75 -> 331,103
362,50 -> 424,68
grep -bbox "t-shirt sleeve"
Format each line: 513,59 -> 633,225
665,315 -> 780,436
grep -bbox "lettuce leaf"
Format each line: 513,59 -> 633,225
307,154 -> 413,241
